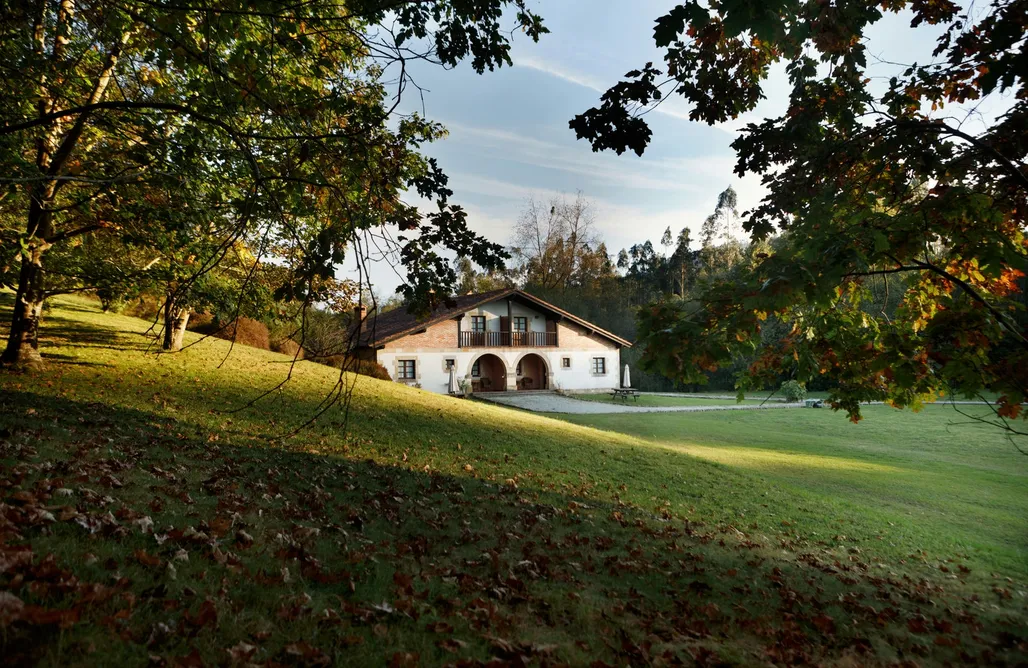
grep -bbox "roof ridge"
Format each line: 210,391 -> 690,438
356,287 -> 631,348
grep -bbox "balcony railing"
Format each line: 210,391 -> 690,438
459,331 -> 557,347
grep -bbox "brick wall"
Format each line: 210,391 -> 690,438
381,319 -> 458,350
379,316 -> 617,354
557,321 -> 617,352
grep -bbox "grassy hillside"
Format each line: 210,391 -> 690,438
1,294 -> 1026,666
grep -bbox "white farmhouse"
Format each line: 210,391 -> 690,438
352,289 -> 632,394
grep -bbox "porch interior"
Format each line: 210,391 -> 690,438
471,354 -> 506,393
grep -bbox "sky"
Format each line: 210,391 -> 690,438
351,0 -> 1004,300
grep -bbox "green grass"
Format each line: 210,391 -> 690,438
1,294 -> 1026,666
568,393 -> 745,407
555,407 -> 1028,577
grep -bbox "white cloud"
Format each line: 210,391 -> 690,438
516,55 -> 704,126
440,120 -> 735,193
447,172 -> 570,202
516,55 -> 606,92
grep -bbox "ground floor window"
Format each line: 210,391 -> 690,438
591,357 -> 606,374
398,359 -> 416,380
516,361 -> 522,375
471,360 -> 481,377
561,357 -> 571,369
444,358 -> 455,371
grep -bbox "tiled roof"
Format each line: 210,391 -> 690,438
354,289 -> 513,347
355,289 -> 632,348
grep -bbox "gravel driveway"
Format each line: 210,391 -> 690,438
479,393 -> 804,414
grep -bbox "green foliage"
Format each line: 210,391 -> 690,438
0,0 -> 548,358
574,0 -> 1028,428
780,380 -> 807,402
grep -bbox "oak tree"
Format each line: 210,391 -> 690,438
572,0 -> 1027,428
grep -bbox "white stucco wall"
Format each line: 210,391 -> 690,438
376,348 -> 622,394
475,301 -> 548,332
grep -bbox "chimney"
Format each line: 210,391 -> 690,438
355,304 -> 367,321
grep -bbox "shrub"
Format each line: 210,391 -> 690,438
297,310 -> 351,359
197,317 -> 271,350
780,380 -> 807,402
125,294 -> 163,322
272,338 -> 305,359
318,355 -> 391,381
187,312 -> 215,332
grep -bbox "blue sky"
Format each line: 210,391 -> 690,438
355,1 -> 1003,299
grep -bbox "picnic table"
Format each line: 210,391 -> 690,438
609,388 -> 639,403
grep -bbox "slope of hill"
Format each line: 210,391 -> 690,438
1,295 -> 1025,665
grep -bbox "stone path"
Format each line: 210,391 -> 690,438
479,392 -> 805,415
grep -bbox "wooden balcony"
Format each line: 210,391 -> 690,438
459,331 -> 557,348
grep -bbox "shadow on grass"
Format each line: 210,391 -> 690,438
2,387 -> 1024,666
0,293 -> 148,360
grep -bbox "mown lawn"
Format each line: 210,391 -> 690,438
1,294 -> 1026,666
556,406 -> 1028,578
568,393 -> 746,407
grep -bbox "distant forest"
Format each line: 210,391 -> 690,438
445,189 -> 902,393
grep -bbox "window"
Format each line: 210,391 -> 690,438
470,315 -> 486,332
444,358 -> 455,371
513,316 -> 527,332
591,357 -> 606,375
516,361 -> 522,375
561,357 -> 571,369
398,359 -> 416,380
471,360 -> 481,377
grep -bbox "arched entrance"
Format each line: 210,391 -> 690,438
469,353 -> 506,393
515,353 -> 548,391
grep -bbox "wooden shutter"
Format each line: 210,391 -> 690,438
499,316 -> 509,346
546,319 -> 557,346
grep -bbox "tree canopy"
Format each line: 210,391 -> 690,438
0,0 -> 546,366
572,0 -> 1027,428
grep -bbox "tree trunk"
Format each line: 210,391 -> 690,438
162,298 -> 190,351
1,245 -> 48,370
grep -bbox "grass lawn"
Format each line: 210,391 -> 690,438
1,294 -> 1026,666
568,393 -> 746,407
555,407 -> 1028,578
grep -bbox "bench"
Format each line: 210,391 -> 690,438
609,388 -> 639,403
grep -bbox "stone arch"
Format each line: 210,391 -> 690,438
513,352 -> 551,391
465,352 -> 507,392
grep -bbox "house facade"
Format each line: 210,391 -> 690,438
353,289 -> 631,394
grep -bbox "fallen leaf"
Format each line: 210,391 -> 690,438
0,592 -> 25,625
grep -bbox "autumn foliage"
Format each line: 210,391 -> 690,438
319,355 -> 392,381
194,317 -> 271,351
